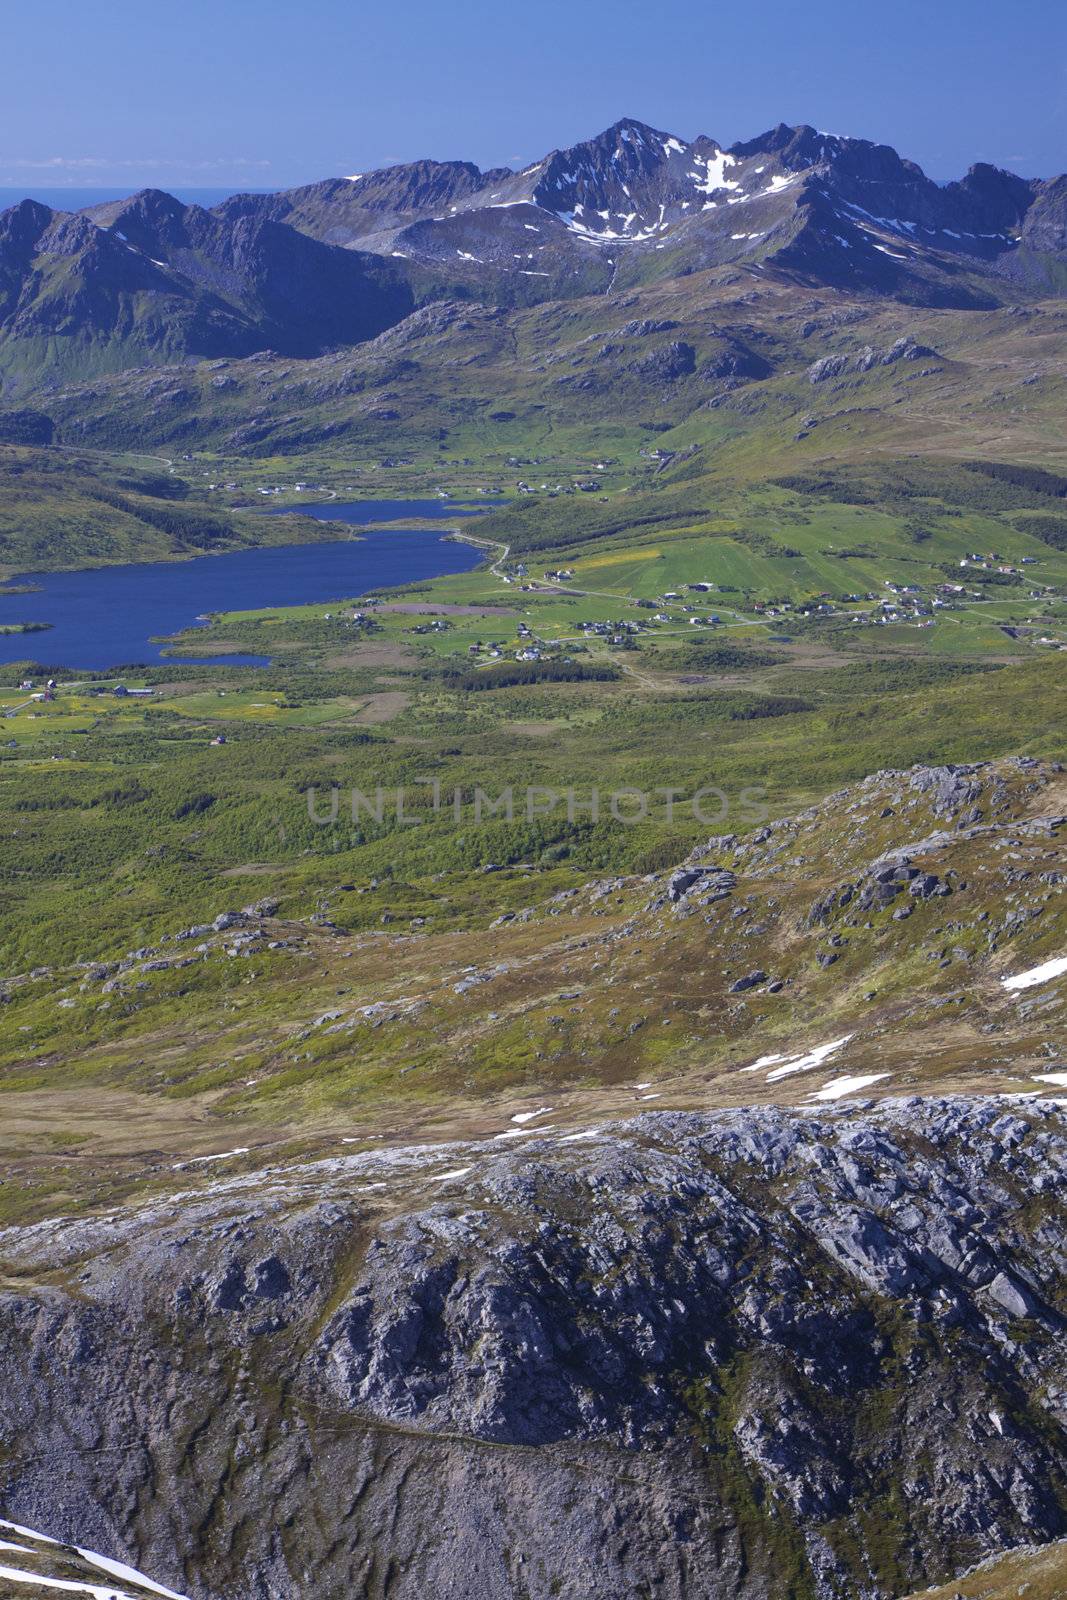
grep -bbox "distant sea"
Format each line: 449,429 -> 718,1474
0,187 -> 273,212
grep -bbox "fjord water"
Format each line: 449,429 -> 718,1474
0,502 -> 487,670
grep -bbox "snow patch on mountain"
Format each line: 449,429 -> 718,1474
690,149 -> 741,197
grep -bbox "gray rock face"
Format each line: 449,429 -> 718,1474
0,1098 -> 1064,1600
629,339 -> 697,382
807,337 -> 937,383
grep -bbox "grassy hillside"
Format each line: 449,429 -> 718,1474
1,539 -> 1064,1227
0,445 -> 357,576
901,1539 -> 1067,1599
30,277 -> 1067,479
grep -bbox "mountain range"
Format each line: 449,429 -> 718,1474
3,117 -> 1067,387
217,118 -> 1062,298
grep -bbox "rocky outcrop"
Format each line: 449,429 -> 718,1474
0,1097 -> 1064,1600
629,339 -> 697,381
808,337 -> 938,383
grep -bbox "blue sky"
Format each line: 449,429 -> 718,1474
4,0 -> 1066,191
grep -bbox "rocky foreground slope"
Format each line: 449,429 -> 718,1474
901,1535 -> 1067,1599
1,1095 -> 1065,1599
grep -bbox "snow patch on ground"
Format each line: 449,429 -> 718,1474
0,1523 -> 60,1546
0,1518 -> 190,1600
171,1148 -> 248,1170
765,1037 -> 852,1082
77,1548 -> 188,1599
809,1073 -> 890,1101
742,1053 -> 787,1073
1002,956 -> 1067,991
0,1569 -> 147,1597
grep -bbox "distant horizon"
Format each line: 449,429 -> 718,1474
0,110 -> 1056,214
0,185 -> 276,209
4,0 -> 1065,191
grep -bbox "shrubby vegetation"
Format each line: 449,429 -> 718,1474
444,659 -> 620,691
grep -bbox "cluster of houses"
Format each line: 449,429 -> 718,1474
580,619 -> 644,646
463,620 -> 549,662
958,552 -> 1029,574
515,480 -> 603,496
254,481 -> 331,496
16,678 -> 159,698
318,609 -> 382,632
2,679 -> 160,718
8,676 -> 60,706
305,541 -> 1062,667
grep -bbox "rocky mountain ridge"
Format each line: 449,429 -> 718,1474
0,1095 -> 1064,1598
217,116 -> 1067,303
0,187 -> 413,380
4,116 -> 1067,389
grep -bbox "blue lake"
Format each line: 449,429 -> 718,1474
0,500 -> 492,671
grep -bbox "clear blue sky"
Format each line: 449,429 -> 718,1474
4,0 -> 1066,191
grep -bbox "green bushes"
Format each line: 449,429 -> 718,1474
1014,515 -> 1067,551
444,660 -> 620,691
963,460 -> 1067,498
173,792 -> 217,819
655,642 -> 786,672
88,487 -> 235,547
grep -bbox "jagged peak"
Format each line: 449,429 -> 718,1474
953,162 -> 1036,204
0,195 -> 57,225
341,156 -> 487,186
729,123 -> 927,184
0,196 -> 57,254
600,115 -> 678,144
115,186 -> 188,211
536,117 -> 695,175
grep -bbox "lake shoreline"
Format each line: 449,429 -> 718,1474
0,506 -> 485,672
